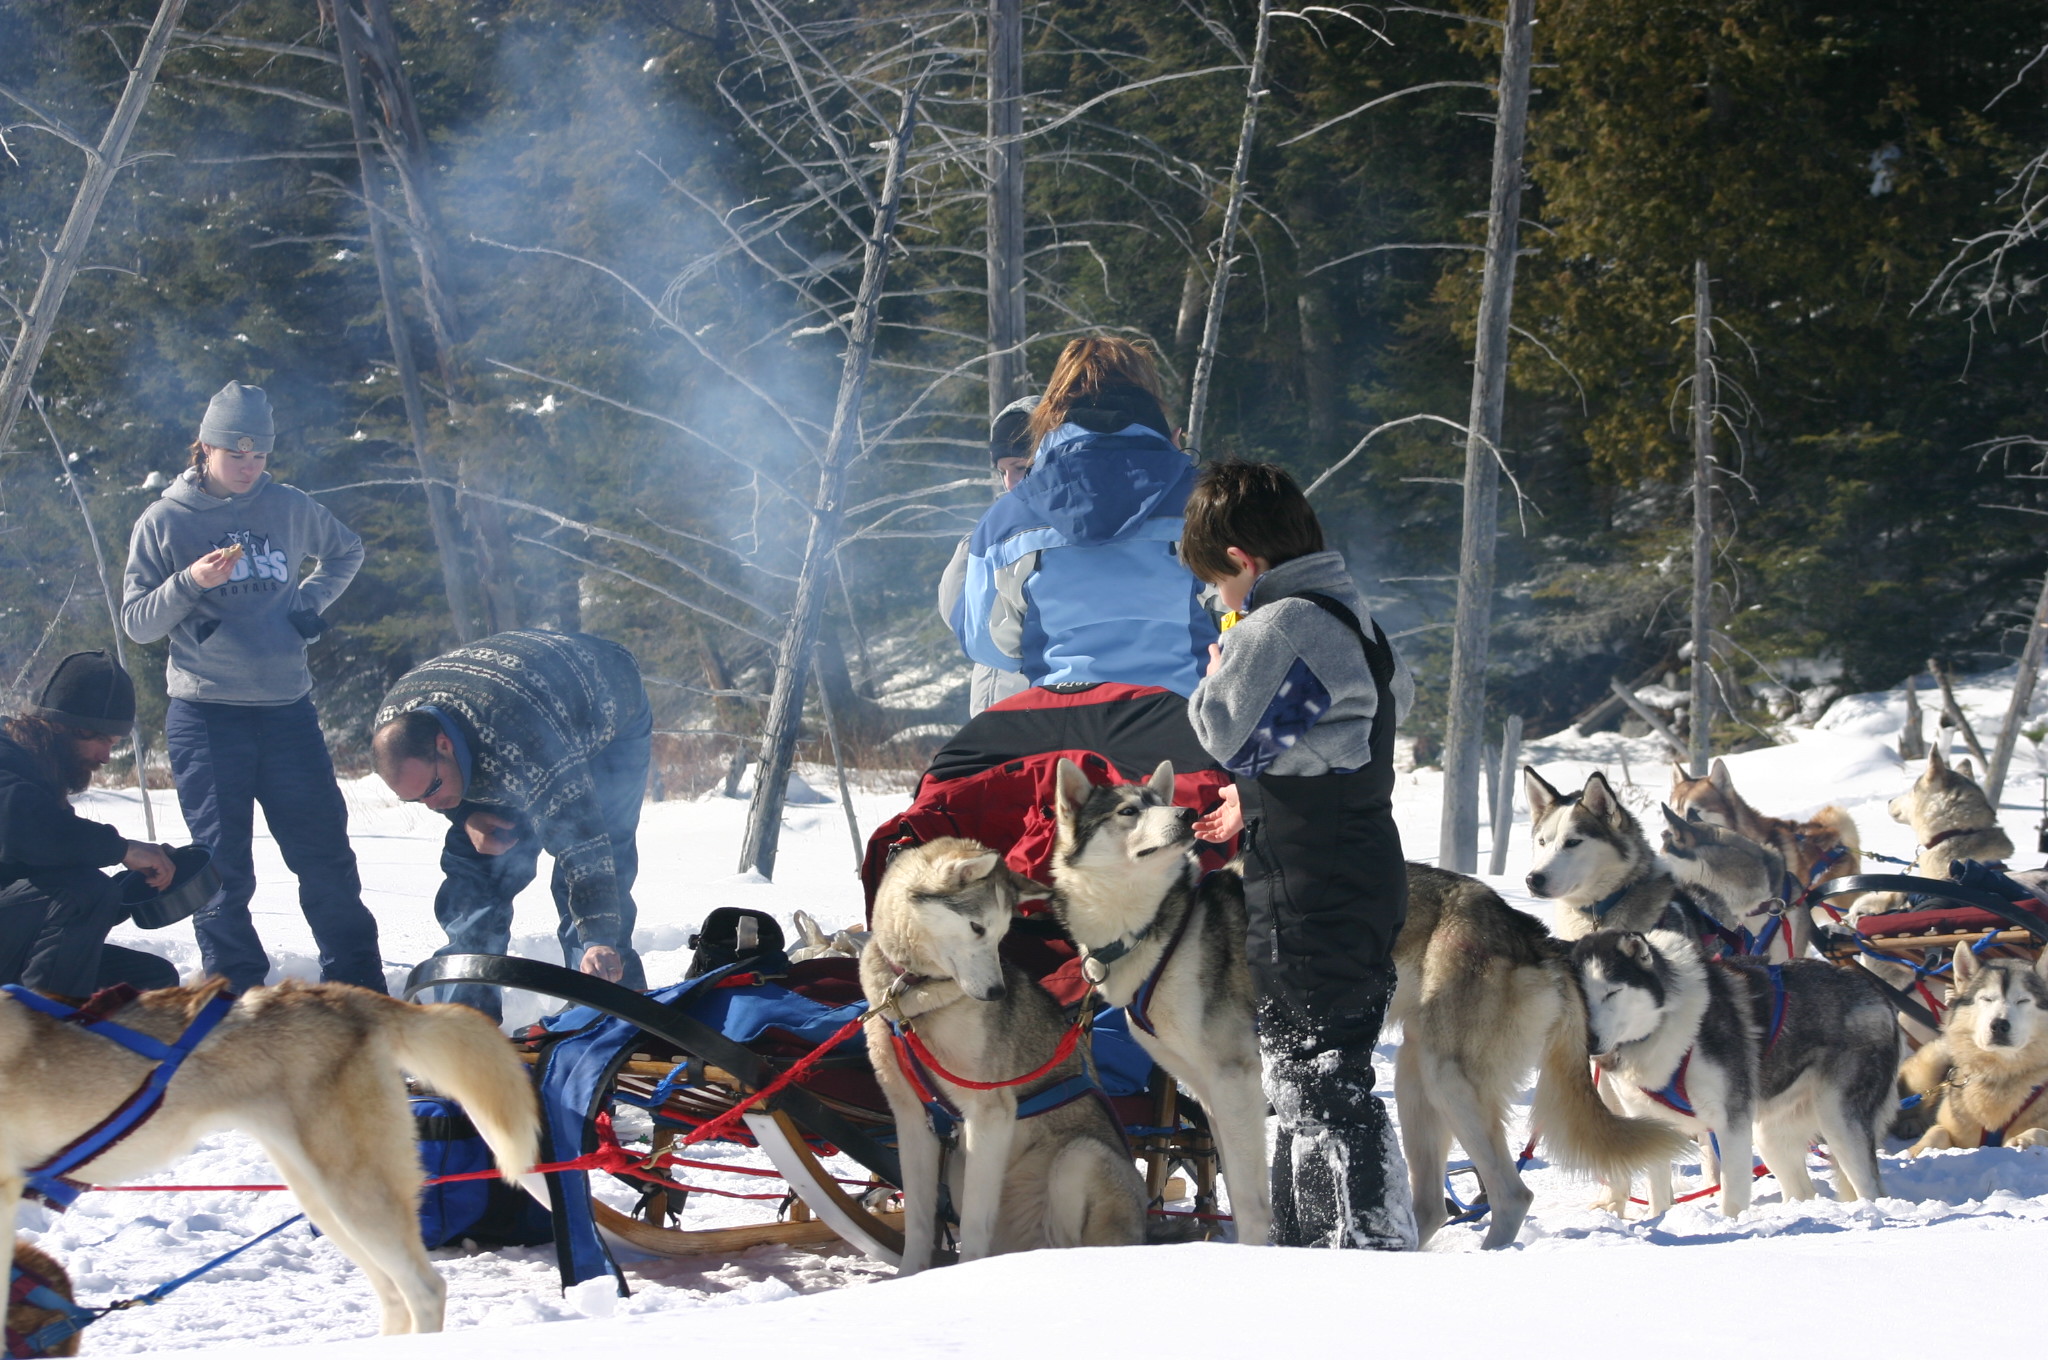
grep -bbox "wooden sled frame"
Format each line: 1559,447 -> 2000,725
403,955 -> 1226,1265
1813,874 -> 2048,1033
402,954 -> 909,1266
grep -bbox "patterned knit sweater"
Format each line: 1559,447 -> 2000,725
376,630 -> 651,947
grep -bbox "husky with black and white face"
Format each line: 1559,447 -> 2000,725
1659,807 -> 1806,963
1903,949 -> 2048,1155
1524,768 -> 1690,940
1572,929 -> 1898,1217
1048,758 -> 1271,1246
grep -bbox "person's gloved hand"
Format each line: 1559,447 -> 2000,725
288,608 -> 327,641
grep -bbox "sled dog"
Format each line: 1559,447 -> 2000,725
0,981 -> 537,1335
1668,758 -> 1861,903
1900,946 -> 2048,1154
1524,768 -> 1702,941
1572,930 -> 1897,1215
1047,759 -> 1271,1245
1659,807 -> 1807,962
1864,749 -> 2015,908
1391,865 -> 1688,1249
862,838 -> 1146,1274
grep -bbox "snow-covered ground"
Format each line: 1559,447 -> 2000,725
20,667 -> 2048,1357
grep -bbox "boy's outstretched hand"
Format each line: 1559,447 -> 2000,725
1206,642 -> 1223,675
1193,782 -> 1243,843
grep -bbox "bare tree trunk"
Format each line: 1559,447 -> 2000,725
331,0 -> 481,641
0,0 -> 188,455
1689,258 -> 1715,777
1488,714 -> 1522,876
1900,672 -> 1927,760
985,0 -> 1028,419
1929,658 -> 1991,773
739,90 -> 922,878
343,0 -> 521,632
1437,0 -> 1534,874
1298,285 -> 1338,462
1185,0 -> 1273,454
1988,574 -> 2048,805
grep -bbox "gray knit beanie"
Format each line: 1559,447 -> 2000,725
990,394 -> 1041,465
197,382 -> 275,454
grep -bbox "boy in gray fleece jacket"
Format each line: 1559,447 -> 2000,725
1183,461 -> 1415,1251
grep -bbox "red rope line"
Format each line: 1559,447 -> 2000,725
1626,1162 -> 1771,1207
673,1010 -> 873,1147
900,1017 -> 1082,1091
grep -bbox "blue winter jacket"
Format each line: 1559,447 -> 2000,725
953,420 -> 1217,696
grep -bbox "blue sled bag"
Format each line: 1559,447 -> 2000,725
413,1097 -> 553,1250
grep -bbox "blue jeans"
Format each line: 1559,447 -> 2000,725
166,696 -> 385,993
0,867 -> 180,995
428,719 -> 651,1020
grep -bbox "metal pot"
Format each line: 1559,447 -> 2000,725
116,844 -> 220,930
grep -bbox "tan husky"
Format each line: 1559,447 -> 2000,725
1901,947 -> 2048,1154
0,981 -> 537,1335
1668,758 -> 1861,904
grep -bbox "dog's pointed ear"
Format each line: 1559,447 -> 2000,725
1581,771 -> 1620,820
1668,762 -> 1692,791
1954,942 -> 1979,984
1523,765 -> 1562,819
1147,759 -> 1176,802
1054,757 -> 1093,818
1958,756 -> 1977,782
1006,865 -> 1049,905
1709,758 -> 1734,793
1660,804 -> 1693,843
1618,933 -> 1653,964
947,849 -> 1002,889
2034,948 -> 2048,983
1926,746 -> 1949,780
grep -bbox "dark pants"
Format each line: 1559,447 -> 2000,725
428,721 -> 651,1021
0,868 -> 180,996
1239,767 -> 1413,1250
166,696 -> 385,993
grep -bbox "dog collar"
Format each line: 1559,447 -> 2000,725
874,947 -> 939,993
1586,884 -> 1632,919
1925,827 -> 1999,850
1078,923 -> 1155,984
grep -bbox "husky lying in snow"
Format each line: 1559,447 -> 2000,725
1901,947 -> 2048,1154
1047,758 -> 1271,1245
0,980 -> 537,1335
1392,866 -> 1689,1249
1572,930 -> 1898,1216
861,838 -> 1146,1274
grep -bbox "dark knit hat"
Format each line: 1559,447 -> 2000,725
198,381 -> 275,454
29,651 -> 136,737
990,394 -> 1041,466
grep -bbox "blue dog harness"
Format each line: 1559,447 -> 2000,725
2,984 -> 235,1210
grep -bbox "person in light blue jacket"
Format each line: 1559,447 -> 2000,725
953,337 -> 1217,697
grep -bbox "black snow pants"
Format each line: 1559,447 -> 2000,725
1236,594 -> 1413,1250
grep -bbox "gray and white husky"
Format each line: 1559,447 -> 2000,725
861,837 -> 1146,1274
1572,929 -> 1898,1215
1048,758 -> 1271,1246
1524,768 -> 1697,940
1659,807 -> 1808,963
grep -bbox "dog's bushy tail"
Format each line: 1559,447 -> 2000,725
383,1000 -> 539,1183
1813,804 -> 1861,856
1530,964 -> 1689,1183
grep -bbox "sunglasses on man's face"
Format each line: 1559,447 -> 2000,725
405,753 -> 446,804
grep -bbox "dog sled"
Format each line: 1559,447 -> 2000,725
1811,864 -> 2048,1033
405,682 -> 1237,1287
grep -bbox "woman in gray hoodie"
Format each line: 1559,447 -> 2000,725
121,382 -> 385,993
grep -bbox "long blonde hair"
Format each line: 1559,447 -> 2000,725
1025,336 -> 1170,449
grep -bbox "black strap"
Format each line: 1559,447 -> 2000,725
1296,592 -> 1398,753
1817,874 -> 2048,945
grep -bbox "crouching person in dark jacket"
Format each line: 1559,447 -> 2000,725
0,652 -> 179,995
371,630 -> 653,1021
1183,464 -> 1417,1251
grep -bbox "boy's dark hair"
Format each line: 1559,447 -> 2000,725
1181,460 -> 1324,581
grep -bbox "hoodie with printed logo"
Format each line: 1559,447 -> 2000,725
122,469 -> 364,704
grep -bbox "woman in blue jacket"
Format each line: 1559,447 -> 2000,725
954,337 -> 1216,696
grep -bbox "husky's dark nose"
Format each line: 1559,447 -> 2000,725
1174,805 -> 1196,825
1990,1016 -> 2013,1046
1526,871 -> 1548,896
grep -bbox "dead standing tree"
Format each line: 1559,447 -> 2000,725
0,0 -> 189,456
1439,0 -> 1535,874
1688,258 -> 1715,776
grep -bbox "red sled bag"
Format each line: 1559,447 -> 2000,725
861,683 -> 1236,915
